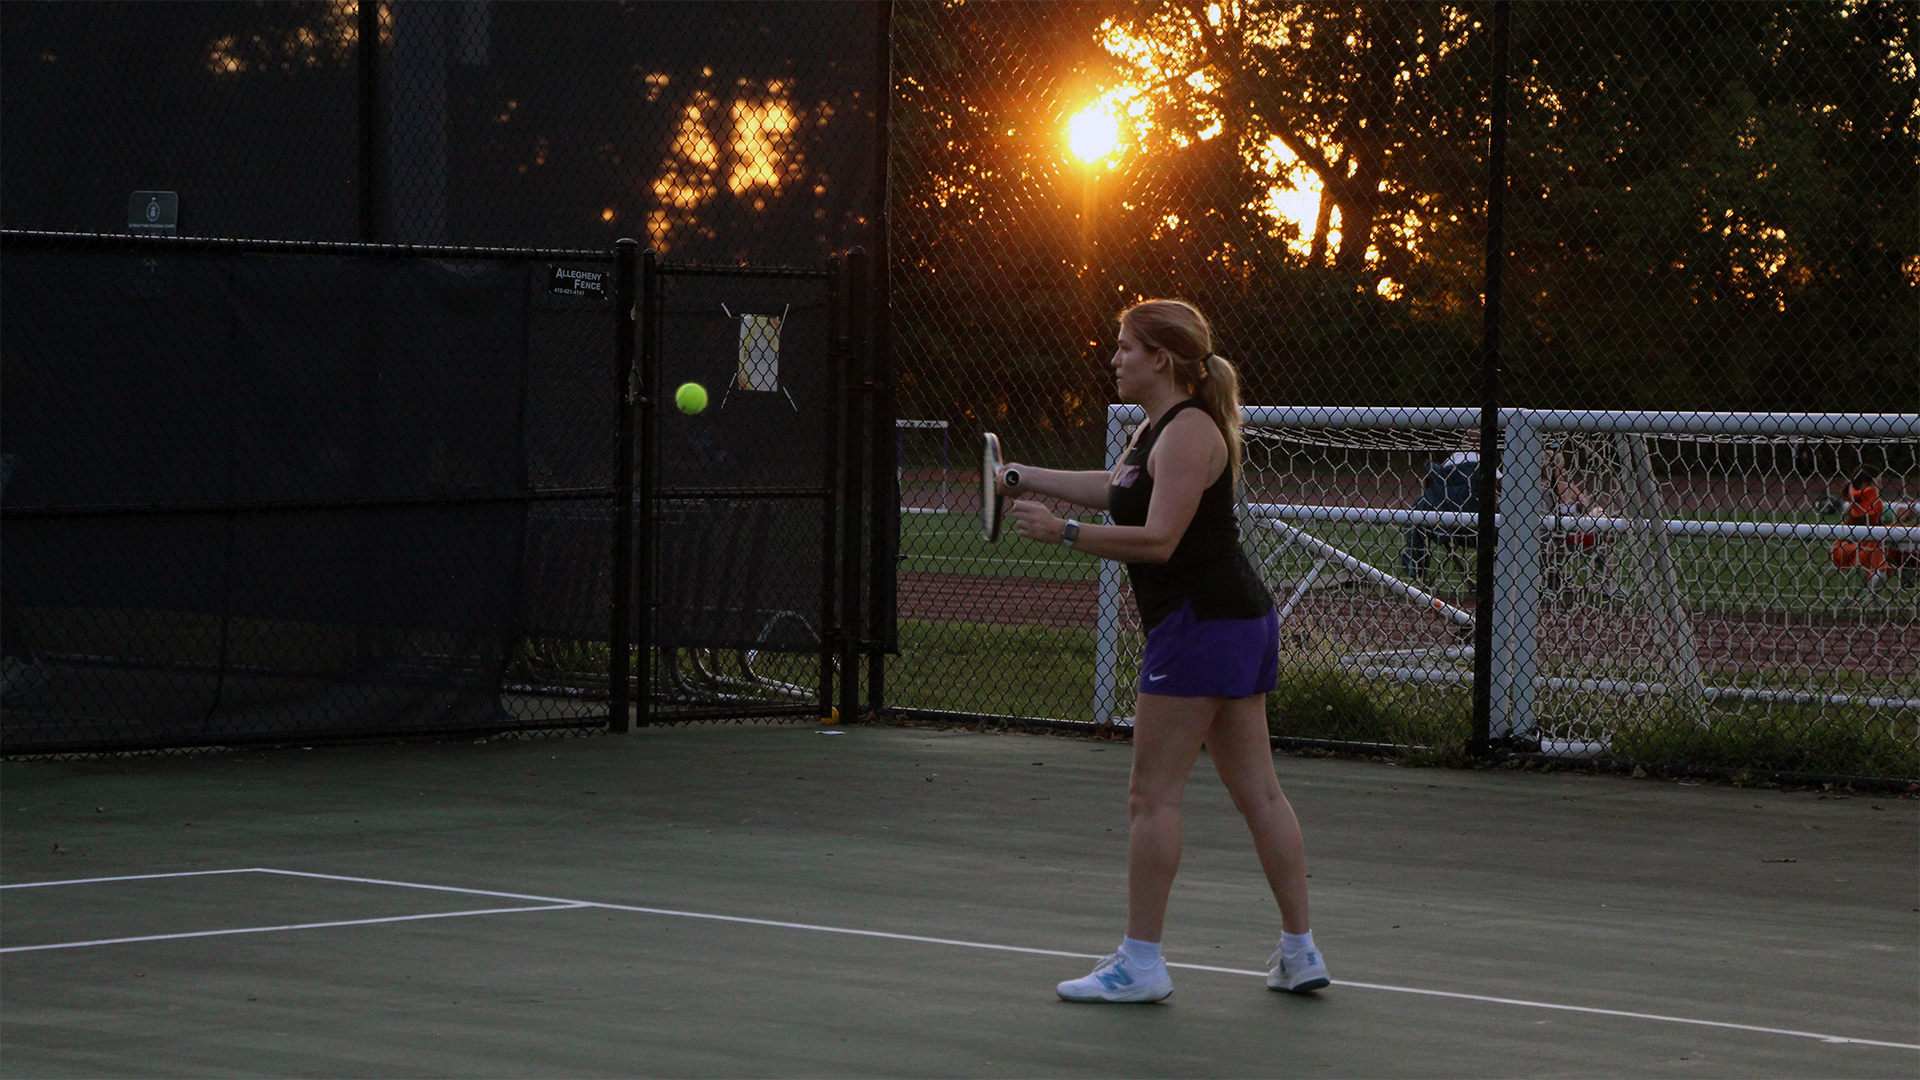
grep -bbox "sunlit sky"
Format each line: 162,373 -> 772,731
1073,13 -> 1345,267
1067,96 -> 1337,265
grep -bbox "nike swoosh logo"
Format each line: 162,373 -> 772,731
1147,674 -> 1168,682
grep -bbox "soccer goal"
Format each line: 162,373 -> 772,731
1093,405 -> 1920,755
896,419 -> 954,515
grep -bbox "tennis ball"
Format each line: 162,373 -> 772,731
675,382 -> 708,414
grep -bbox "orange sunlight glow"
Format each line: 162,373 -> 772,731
1067,105 -> 1121,162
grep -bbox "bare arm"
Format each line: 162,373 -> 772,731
1007,409 -> 1223,564
997,464 -> 1113,511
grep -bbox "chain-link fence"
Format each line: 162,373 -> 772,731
885,0 -> 1918,782
1,2 -> 888,751
0,1 -> 882,259
3,1 -> 1914,780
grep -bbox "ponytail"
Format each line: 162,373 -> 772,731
1197,354 -> 1244,479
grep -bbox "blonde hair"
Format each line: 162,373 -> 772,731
1119,299 -> 1244,476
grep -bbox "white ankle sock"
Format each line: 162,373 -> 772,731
1281,930 -> 1314,956
1119,936 -> 1162,967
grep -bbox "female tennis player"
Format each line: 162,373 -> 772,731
999,299 -> 1328,1003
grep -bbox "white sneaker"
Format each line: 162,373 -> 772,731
1266,945 -> 1331,993
1056,952 -> 1173,1003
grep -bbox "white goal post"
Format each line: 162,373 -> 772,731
895,419 -> 952,515
1093,406 -> 1920,746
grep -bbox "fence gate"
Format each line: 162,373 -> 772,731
629,249 -> 874,725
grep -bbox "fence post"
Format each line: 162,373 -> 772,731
865,269 -> 894,716
866,0 -> 896,715
634,247 -> 660,728
608,240 -> 638,733
356,0 -> 382,242
839,248 -> 870,724
1093,404 -> 1133,725
1489,412 -> 1543,742
1470,0 -> 1511,755
820,255 -> 844,720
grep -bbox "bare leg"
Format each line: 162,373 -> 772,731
1124,692 -> 1218,942
1206,694 -> 1312,933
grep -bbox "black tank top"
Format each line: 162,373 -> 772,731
1107,399 -> 1273,631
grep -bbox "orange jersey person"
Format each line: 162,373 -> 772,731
1829,468 -> 1890,577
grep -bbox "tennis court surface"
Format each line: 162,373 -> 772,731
3,724 -> 1914,1077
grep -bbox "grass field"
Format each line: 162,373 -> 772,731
1245,514 -> 1917,617
885,619 -> 1098,720
889,617 -> 1917,778
896,505 -> 1099,581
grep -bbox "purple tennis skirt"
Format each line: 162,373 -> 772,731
1137,601 -> 1280,698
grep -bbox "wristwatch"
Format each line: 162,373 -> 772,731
1060,520 -> 1080,548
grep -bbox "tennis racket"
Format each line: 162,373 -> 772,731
981,432 -> 1022,542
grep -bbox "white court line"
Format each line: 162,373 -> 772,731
0,868 -> 261,889
6,867 -> 1915,1052
1157,961 -> 1919,1050
258,870 -> 1920,1052
255,868 -> 1104,961
0,903 -> 587,953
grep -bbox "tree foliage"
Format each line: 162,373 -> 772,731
890,0 -> 1917,440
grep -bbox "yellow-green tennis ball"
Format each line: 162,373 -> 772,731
675,382 -> 708,414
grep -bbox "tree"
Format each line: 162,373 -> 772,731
1507,0 -> 1917,410
1091,2 -> 1492,286
888,0 -> 1915,430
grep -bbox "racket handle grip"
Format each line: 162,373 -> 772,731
1002,467 -> 1021,490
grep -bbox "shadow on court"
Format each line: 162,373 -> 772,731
2,724 -> 1914,1078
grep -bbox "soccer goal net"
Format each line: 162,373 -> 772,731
1094,406 -> 1919,759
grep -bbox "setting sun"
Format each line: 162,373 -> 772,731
1067,104 -> 1120,162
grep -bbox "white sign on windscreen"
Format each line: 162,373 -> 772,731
723,304 -> 795,410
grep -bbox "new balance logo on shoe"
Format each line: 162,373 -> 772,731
1057,954 -> 1173,1003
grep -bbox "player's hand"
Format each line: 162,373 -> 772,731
1008,499 -> 1062,543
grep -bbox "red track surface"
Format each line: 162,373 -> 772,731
897,572 -> 1127,631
